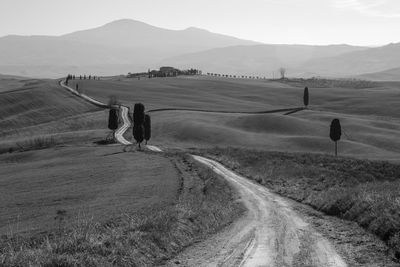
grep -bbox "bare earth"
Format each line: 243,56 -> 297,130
165,156 -> 346,267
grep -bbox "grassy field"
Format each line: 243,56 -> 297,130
200,147 -> 400,259
0,146 -> 180,237
69,76 -> 400,161
0,75 -> 28,92
71,76 -> 400,118
0,78 -> 110,154
0,151 -> 243,266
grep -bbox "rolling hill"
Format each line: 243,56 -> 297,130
302,43 -> 400,77
356,67 -> 400,81
161,44 -> 367,77
163,42 -> 400,78
67,76 -> 400,161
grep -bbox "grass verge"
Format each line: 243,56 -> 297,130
200,147 -> 400,260
0,153 -> 244,266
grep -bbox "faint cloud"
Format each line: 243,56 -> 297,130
333,0 -> 400,18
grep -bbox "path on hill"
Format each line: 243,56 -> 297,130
59,80 -> 346,266
60,80 -> 132,145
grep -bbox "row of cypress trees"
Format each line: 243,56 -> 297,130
207,73 -> 266,79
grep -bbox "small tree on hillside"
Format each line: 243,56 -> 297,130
144,114 -> 151,145
303,87 -> 309,107
330,118 -> 341,157
279,68 -> 286,79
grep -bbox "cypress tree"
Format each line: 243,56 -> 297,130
330,119 -> 341,156
144,114 -> 151,144
304,87 -> 309,107
133,103 -> 145,147
108,109 -> 119,131
133,103 -> 145,126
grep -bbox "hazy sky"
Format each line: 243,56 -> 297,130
1,0 -> 399,45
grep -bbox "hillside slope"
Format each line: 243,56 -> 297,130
161,44 -> 367,76
302,43 -> 400,77
356,67 -> 400,81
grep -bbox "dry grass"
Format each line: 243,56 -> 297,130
0,135 -> 59,154
0,79 -> 100,139
0,153 -> 244,266
202,147 -> 400,259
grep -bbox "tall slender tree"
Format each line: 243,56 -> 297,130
133,103 -> 145,148
108,108 -> 119,140
330,119 -> 341,156
303,87 -> 309,107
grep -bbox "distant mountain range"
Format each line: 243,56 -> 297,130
160,44 -> 368,78
0,19 -> 399,80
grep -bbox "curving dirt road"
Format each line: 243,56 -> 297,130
165,156 -> 347,267
114,106 -> 132,145
60,80 -> 132,145
59,80 -> 347,266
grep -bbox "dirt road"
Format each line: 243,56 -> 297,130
166,156 -> 347,267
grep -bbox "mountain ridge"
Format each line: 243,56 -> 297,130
0,19 -> 399,79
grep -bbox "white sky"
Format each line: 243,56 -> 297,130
0,0 -> 399,45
